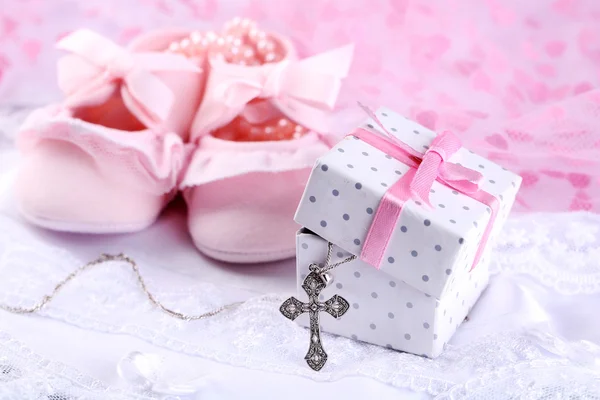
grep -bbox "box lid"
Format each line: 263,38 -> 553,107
295,107 -> 521,299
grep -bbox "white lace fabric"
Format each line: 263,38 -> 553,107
1,212 -> 600,398
0,331 -> 153,400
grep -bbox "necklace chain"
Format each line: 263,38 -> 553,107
0,253 -> 243,320
0,242 -> 354,320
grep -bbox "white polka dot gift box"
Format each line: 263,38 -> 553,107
292,106 -> 522,358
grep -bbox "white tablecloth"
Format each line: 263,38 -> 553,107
1,109 -> 600,399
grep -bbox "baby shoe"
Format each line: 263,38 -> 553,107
178,18 -> 353,263
16,29 -> 203,233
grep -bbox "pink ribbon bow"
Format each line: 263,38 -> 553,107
56,29 -> 200,126
353,104 -> 499,271
212,44 -> 354,132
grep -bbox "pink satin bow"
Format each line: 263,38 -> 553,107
56,29 -> 200,126
358,104 -> 483,207
212,44 -> 354,132
353,104 -> 499,271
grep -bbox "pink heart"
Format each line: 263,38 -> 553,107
484,133 -> 509,150
416,110 -> 438,130
567,173 -> 591,189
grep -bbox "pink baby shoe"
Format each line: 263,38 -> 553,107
16,29 -> 204,233
176,19 -> 353,263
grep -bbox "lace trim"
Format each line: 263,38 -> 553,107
1,213 -> 600,396
0,331 -> 153,399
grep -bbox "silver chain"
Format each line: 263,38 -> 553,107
313,242 -> 357,274
0,253 -> 243,320
0,243 -> 354,320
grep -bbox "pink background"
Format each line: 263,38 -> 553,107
2,0 -> 600,213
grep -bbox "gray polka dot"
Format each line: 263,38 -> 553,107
430,189 -> 436,193
424,219 -> 431,226
309,196 -> 316,203
389,281 -> 396,287
347,164 -> 354,169
320,220 -> 327,227
422,275 -> 429,282
391,127 -> 397,132
343,213 -> 350,221
354,239 -> 361,245
388,257 -> 395,263
336,283 -> 343,289
450,219 -> 456,224
404,333 -> 411,340
459,238 -> 464,244
370,323 -> 376,330
478,164 -> 484,169
395,170 -> 402,175
400,225 -> 407,232
434,334 -> 438,340
413,130 -> 420,135
385,154 -> 392,159
338,148 -> 345,153
406,302 -> 413,308
511,181 -> 516,187
302,243 -> 308,249
388,312 -> 395,319
332,189 -> 339,196
337,251 -> 344,258
354,271 -> 361,278
446,269 -> 452,275
371,292 -> 378,299
486,207 -> 491,214
366,207 -> 374,214
381,182 -> 388,187
462,299 -> 465,306
456,292 -> 460,298
499,194 -> 504,201
415,201 -> 422,206
321,164 -> 329,171
371,167 -> 378,171
463,206 -> 470,210
449,317 -> 453,324
452,190 -> 458,195
362,151 -> 369,156
351,334 -> 358,340
381,112 -> 388,117
355,182 -> 362,189
473,221 -> 479,227
425,293 -> 431,298
385,344 -> 393,349
438,204 -> 446,208
367,124 -> 374,129
435,245 -> 442,251
423,322 -> 430,329
489,179 -> 496,184
411,250 -> 418,257
443,309 -> 447,316
352,303 -> 359,309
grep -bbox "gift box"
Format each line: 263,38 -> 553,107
294,229 -> 489,357
293,106 -> 522,356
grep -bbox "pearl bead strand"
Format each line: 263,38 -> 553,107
168,18 -> 308,141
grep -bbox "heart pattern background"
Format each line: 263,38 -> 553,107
1,0 -> 599,212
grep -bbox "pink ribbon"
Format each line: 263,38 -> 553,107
354,105 -> 500,271
56,29 -> 200,126
211,44 -> 354,132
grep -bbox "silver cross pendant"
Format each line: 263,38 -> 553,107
279,263 -> 350,371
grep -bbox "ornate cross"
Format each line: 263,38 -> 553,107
279,263 -> 350,371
